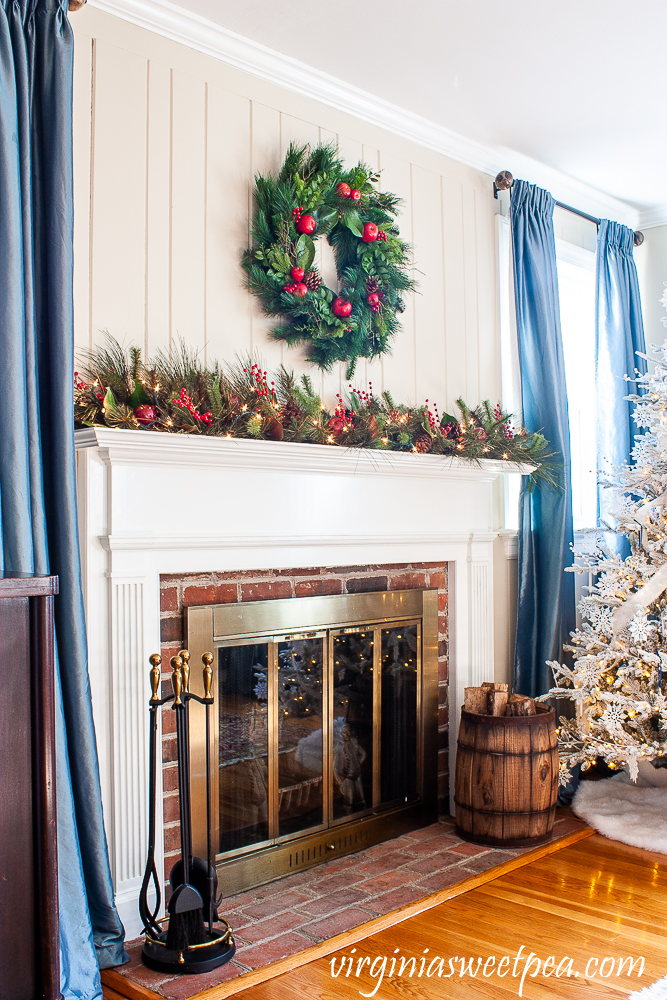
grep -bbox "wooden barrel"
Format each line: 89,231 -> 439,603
454,703 -> 558,847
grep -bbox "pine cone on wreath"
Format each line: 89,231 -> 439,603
304,270 -> 322,291
413,433 -> 432,453
279,398 -> 301,424
365,276 -> 380,295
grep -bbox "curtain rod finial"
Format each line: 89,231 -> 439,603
634,231 -> 645,248
495,170 -> 514,192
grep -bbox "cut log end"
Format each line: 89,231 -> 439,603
505,693 -> 536,716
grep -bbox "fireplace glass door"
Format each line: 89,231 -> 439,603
214,620 -> 421,858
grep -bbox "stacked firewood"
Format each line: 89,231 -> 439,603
464,682 -> 536,717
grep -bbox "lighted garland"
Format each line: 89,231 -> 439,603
242,143 -> 416,379
73,338 -> 553,484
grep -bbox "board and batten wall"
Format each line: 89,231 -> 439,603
71,5 -> 502,412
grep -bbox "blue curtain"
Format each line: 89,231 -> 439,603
0,1 -> 127,996
510,180 -> 576,698
596,220 -> 647,557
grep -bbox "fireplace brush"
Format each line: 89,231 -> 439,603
139,649 -> 235,974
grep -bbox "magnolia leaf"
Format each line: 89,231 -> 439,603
315,205 -> 338,231
341,211 -> 363,237
128,378 -> 150,409
296,234 -> 316,271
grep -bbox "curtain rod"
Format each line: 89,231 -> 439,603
493,171 -> 644,247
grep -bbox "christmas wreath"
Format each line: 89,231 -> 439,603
242,143 -> 415,379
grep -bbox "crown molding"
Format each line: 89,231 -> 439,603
638,204 -> 667,231
88,0 -> 643,229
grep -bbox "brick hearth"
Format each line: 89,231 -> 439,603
158,562 -> 449,878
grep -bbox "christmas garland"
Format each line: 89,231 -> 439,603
73,337 -> 552,483
242,143 -> 415,379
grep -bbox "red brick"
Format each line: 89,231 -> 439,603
236,907 -> 303,945
296,886 -> 369,917
159,962 -> 244,998
295,578 -> 342,597
163,763 -> 179,792
410,562 -> 447,569
350,851 -> 413,876
438,773 -> 449,798
403,824 -> 450,843
389,573 -> 426,591
428,572 -> 447,589
438,749 -> 448,771
240,891 -> 313,920
241,580 -> 292,602
163,793 -> 180,824
405,835 -> 459,857
183,583 -> 237,607
160,617 -> 183,643
163,823 -> 181,853
300,907 -> 373,941
162,735 -> 177,763
406,851 -> 464,875
438,663 -> 448,682
276,567 -> 321,577
160,587 -> 179,613
118,961 -> 173,990
417,868 -> 471,893
438,592 -> 448,612
438,706 -> 448,727
218,568 -> 274,580
234,932 -> 312,969
366,885 -> 425,915
438,614 -> 448,633
438,729 -> 449,751
161,706 -> 176,735
346,576 -> 388,594
448,842 -> 490,857
308,870 -> 364,894
438,639 -> 448,658
356,870 -> 411,895
459,850 -> 516,874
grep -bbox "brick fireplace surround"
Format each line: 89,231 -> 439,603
159,562 -> 448,877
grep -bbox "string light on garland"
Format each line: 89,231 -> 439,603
242,142 -> 416,379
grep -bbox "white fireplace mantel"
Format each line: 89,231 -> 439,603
75,426 -> 526,935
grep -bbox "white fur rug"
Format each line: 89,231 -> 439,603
572,760 -> 667,855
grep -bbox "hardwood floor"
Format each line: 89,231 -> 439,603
232,834 -> 667,999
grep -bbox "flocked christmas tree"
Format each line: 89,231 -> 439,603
541,291 -> 667,782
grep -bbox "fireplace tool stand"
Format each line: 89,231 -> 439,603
139,650 -> 236,974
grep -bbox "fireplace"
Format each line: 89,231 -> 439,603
185,589 -> 438,895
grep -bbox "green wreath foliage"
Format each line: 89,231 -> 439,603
242,142 -> 416,379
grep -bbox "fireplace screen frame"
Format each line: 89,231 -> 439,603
186,588 -> 438,893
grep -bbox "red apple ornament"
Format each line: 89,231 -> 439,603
362,222 -> 378,243
291,266 -> 305,281
366,292 -> 379,307
336,182 -> 351,198
134,405 -> 156,426
350,189 -> 361,202
294,282 -> 308,297
296,214 -> 316,235
332,297 -> 352,318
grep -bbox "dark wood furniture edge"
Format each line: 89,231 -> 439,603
0,576 -> 58,598
31,595 -> 60,999
101,825 -> 594,1000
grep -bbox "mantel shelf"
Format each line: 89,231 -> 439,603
74,427 -> 535,481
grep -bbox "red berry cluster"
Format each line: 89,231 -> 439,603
424,399 -> 440,433
176,387 -> 212,425
243,364 -> 276,403
377,230 -> 388,241
503,422 -> 514,439
349,381 -> 374,404
291,206 -> 304,221
73,371 -> 90,391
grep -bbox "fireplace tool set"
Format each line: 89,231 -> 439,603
139,649 -> 236,974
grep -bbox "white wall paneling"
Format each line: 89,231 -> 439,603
72,4 -> 503,412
